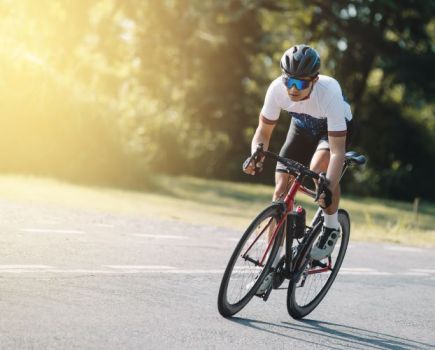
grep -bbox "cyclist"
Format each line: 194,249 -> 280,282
244,44 -> 353,294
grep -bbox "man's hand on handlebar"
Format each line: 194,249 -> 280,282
243,156 -> 264,175
243,144 -> 265,175
315,173 -> 333,209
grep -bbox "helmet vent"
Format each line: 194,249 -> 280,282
293,58 -> 300,72
280,44 -> 320,77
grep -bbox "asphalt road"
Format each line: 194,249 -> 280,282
0,197 -> 434,349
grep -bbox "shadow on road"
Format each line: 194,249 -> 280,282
230,317 -> 434,349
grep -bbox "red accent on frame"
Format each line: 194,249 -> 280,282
241,217 -> 275,265
298,185 -> 316,199
307,258 -> 332,275
258,215 -> 286,266
307,266 -> 330,275
283,177 -> 301,209
243,175 -> 319,268
258,178 -> 303,265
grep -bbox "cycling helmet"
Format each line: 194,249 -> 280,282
280,44 -> 320,78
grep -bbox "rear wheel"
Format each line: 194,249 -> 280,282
218,204 -> 284,317
286,209 -> 350,319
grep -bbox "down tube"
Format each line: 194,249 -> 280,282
283,178 -> 302,210
259,214 -> 286,266
259,179 -> 302,266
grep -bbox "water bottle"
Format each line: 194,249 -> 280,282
293,206 -> 306,239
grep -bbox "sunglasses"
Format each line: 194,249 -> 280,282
282,75 -> 312,90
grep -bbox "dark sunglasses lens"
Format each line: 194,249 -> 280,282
284,77 -> 310,90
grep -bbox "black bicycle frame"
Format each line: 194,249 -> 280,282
280,161 -> 352,282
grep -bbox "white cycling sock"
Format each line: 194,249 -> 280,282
323,211 -> 339,230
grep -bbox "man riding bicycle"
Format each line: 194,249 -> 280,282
244,44 -> 353,294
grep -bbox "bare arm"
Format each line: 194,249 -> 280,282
251,115 -> 276,154
325,131 -> 346,190
244,114 -> 277,175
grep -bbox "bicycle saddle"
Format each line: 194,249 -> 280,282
345,151 -> 367,166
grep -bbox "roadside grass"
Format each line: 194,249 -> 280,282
0,174 -> 434,247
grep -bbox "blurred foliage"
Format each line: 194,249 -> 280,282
0,0 -> 434,199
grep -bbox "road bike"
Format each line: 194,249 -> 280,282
217,145 -> 366,319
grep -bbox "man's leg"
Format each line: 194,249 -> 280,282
256,121 -> 315,294
269,171 -> 291,252
273,171 -> 292,201
309,149 -> 341,260
270,125 -> 315,264
309,149 -> 340,215
253,172 -> 291,295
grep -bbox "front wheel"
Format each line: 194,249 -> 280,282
287,209 -> 350,319
218,203 -> 284,317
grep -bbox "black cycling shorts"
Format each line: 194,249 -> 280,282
276,118 -> 354,173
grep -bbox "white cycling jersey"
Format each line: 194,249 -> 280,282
260,74 -> 352,133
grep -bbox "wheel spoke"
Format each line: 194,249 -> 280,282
225,214 -> 278,305
294,235 -> 342,306
287,210 -> 350,319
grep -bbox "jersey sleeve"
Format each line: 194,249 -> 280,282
323,84 -> 348,132
260,81 -> 281,123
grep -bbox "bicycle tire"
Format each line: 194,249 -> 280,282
286,209 -> 350,319
218,203 -> 284,317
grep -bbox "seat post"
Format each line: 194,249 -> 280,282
339,163 -> 349,182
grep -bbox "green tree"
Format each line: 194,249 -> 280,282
257,0 -> 435,199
